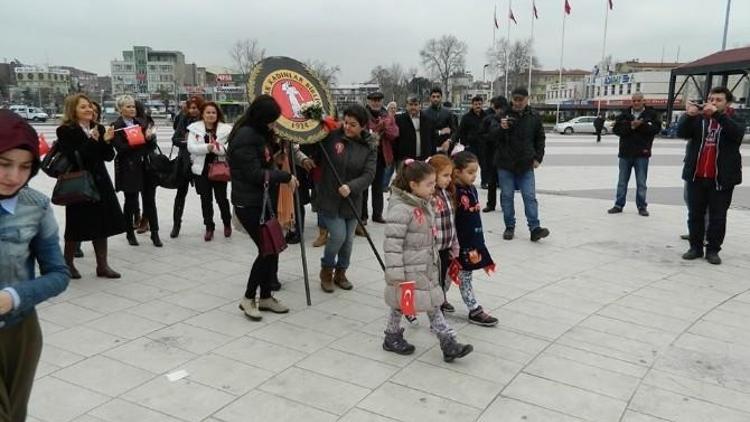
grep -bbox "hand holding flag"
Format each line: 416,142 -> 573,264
38,134 -> 50,156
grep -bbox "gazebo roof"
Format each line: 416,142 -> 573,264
672,46 -> 750,75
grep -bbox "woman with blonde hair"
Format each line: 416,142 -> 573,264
56,94 -> 127,278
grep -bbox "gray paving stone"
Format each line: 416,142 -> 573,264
214,390 -> 338,422
478,397 -> 586,421
29,377 -> 109,422
53,355 -> 155,396
358,382 -> 481,422
89,398 -> 185,422
296,347 -> 400,389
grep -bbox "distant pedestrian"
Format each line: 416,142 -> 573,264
594,114 -> 605,143
607,92 -> 661,217
678,87 -> 745,265
382,159 -> 473,361
170,96 -> 202,238
479,95 -> 508,212
458,96 -> 486,158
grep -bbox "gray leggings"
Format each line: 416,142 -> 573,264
385,307 -> 456,340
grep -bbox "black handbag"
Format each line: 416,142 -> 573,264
147,145 -> 180,189
51,152 -> 100,206
41,142 -> 72,178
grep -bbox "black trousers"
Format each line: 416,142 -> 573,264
124,180 -> 159,233
361,156 -> 386,221
687,179 -> 734,253
195,174 -> 231,230
482,142 -> 498,208
0,311 -> 42,422
172,179 -> 189,226
438,248 -> 451,293
235,206 -> 278,300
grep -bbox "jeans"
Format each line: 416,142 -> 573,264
614,157 -> 649,210
319,213 -> 358,269
382,164 -> 395,190
235,206 -> 278,300
686,179 -> 734,253
498,169 -> 540,230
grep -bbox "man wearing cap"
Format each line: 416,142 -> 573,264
360,91 -> 399,228
394,95 -> 436,162
497,87 -> 549,242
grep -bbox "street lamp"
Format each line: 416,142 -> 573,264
483,64 -> 489,82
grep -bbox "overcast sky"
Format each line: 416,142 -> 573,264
2,0 -> 749,84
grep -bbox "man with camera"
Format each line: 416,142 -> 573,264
678,87 -> 745,265
608,92 -> 661,216
496,87 -> 549,241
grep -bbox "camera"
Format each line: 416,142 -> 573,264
691,100 -> 705,109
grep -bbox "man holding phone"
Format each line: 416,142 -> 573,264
678,87 -> 745,265
608,92 -> 661,216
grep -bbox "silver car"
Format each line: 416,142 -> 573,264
554,116 -> 613,135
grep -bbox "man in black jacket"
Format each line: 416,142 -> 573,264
479,96 -> 508,212
422,87 -> 456,153
458,96 -> 487,156
607,93 -> 661,216
594,114 -> 605,143
496,88 -> 549,241
678,87 -> 745,265
394,95 -> 436,161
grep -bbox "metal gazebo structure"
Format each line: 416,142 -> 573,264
666,46 -> 750,124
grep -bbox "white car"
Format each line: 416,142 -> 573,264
9,105 -> 49,122
554,116 -> 613,135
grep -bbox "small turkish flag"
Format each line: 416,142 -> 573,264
400,281 -> 416,317
564,0 -> 572,15
38,134 -> 50,156
124,125 -> 145,147
448,259 -> 461,286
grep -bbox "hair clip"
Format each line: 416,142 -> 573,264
404,158 -> 415,166
425,156 -> 432,163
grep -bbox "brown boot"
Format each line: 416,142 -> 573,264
355,224 -> 367,237
312,228 -> 328,247
333,268 -> 353,290
63,241 -> 82,279
320,267 -> 334,293
92,238 -> 121,279
136,218 -> 150,234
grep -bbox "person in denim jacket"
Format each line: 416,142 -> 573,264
0,110 -> 70,421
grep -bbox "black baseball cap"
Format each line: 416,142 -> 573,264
367,91 -> 384,100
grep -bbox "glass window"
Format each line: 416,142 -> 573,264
627,83 -> 632,94
636,82 -> 641,92
619,84 -> 623,95
27,73 -> 34,80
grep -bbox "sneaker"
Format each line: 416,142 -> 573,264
681,248 -> 704,260
638,208 -> 650,217
607,206 -> 623,214
530,227 -> 550,242
469,307 -> 498,327
481,183 -> 488,190
383,328 -> 416,355
258,296 -> 290,313
239,297 -> 262,321
705,251 -> 722,265
439,336 -> 474,362
440,302 -> 455,313
503,227 -> 515,240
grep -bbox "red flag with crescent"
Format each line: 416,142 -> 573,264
124,125 -> 145,147
400,281 -> 416,316
38,134 -> 50,156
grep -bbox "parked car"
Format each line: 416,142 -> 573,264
9,105 -> 49,122
553,116 -> 613,135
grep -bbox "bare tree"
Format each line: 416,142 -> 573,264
487,38 -> 541,96
229,38 -> 265,101
419,35 -> 468,97
369,63 -> 411,105
304,59 -> 340,88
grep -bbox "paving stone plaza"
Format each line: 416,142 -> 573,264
24,125 -> 750,422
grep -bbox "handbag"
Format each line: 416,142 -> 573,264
259,171 -> 287,257
51,152 -> 100,206
41,142 -> 72,178
207,158 -> 231,182
147,145 -> 180,189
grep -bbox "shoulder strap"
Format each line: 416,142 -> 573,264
259,170 -> 275,223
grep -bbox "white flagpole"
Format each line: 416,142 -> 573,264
505,0 -> 512,97
555,7 -> 567,125
492,4 -> 497,95
597,0 -> 609,115
527,0 -> 535,96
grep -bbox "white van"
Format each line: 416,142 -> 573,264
9,105 -> 49,122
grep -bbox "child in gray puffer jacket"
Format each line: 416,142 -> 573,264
382,159 -> 473,362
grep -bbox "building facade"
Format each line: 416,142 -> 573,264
111,46 -> 191,98
529,69 -> 589,104
330,83 -> 379,113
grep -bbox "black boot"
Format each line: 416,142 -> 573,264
170,223 -> 181,239
439,335 -> 473,362
92,238 -> 121,278
382,328 -> 416,355
74,242 -> 84,258
126,229 -> 139,246
151,232 -> 163,247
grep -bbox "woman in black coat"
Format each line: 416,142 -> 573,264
112,95 -> 162,247
228,95 -> 298,321
56,94 -> 127,278
169,96 -> 202,238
